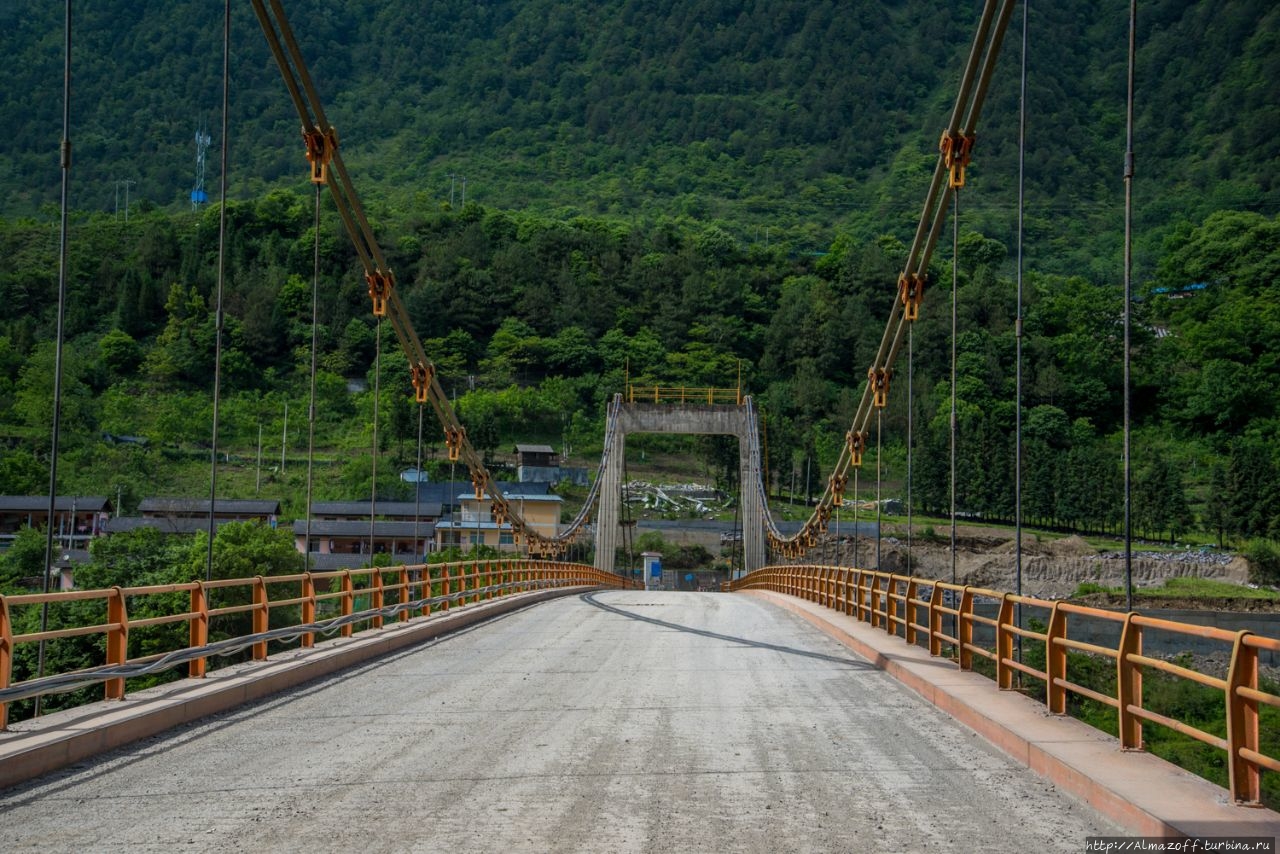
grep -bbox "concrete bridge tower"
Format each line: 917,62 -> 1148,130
594,397 -> 766,577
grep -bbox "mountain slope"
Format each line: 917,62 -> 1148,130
0,1 -> 1275,276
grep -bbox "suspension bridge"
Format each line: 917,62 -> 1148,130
3,0 -> 1279,849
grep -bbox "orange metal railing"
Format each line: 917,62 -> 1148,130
0,559 -> 634,729
726,564 -> 1280,805
625,385 -> 742,406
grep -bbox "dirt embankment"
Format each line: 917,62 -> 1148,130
859,529 -> 1271,610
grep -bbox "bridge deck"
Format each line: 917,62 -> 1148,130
0,591 -> 1126,851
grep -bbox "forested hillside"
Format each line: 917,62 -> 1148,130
1,1 -> 1276,276
1,1 -> 1278,563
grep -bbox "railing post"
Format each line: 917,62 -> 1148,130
371,569 -> 385,629
887,576 -> 901,639
958,587 -> 974,670
1225,630 -> 1261,803
105,587 -> 128,701
1117,613 -> 1143,750
442,564 -> 451,611
301,573 -> 316,647
0,594 -> 13,730
252,576 -> 269,661
996,593 -> 1014,690
1046,603 -> 1067,714
189,582 -> 209,677
869,575 -> 881,629
340,571 -> 354,637
421,566 -> 433,617
399,566 -> 411,622
928,584 -> 943,657
905,578 -> 919,645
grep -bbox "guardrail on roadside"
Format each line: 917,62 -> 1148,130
0,559 -> 635,729
626,385 -> 742,405
726,563 -> 1280,805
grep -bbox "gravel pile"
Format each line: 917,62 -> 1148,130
1092,550 -> 1235,566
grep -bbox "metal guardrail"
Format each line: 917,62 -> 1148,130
626,385 -> 742,405
0,559 -> 635,728
726,564 -> 1280,805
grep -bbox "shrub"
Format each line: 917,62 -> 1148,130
1243,539 -> 1280,586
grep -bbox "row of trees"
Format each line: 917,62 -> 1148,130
1,199 -> 1277,549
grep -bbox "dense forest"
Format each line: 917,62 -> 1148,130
1,1 -> 1278,573
1,1 -> 1276,275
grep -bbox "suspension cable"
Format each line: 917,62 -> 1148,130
368,317 -> 382,558
951,188 -> 960,589
1123,0 -> 1137,612
907,321 -> 914,576
246,1 -> 1017,562
852,465 -> 860,569
751,0 -> 1018,560
621,440 -> 634,581
204,0 -> 232,584
875,407 -> 883,572
36,0 -> 74,718
304,182 -> 321,573
1015,0 -> 1030,661
834,486 -> 841,568
413,402 -> 425,562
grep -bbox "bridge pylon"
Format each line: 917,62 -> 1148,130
594,398 -> 766,578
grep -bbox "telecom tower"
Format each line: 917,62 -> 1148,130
191,127 -> 212,209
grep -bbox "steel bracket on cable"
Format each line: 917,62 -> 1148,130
830,473 -> 848,506
303,126 -> 338,186
940,130 -> 975,189
410,361 -> 435,404
868,367 -> 892,409
365,270 -> 394,317
444,427 -> 465,462
846,430 -> 869,467
899,272 -> 927,322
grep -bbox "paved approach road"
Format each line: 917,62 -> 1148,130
0,591 -> 1122,852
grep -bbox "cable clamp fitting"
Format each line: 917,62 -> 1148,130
898,272 -> 926,322
365,270 -> 394,317
846,430 -> 869,467
829,474 -> 848,506
410,362 -> 435,404
939,130 -> 975,190
868,367 -> 892,409
303,126 -> 338,186
444,427 -> 465,462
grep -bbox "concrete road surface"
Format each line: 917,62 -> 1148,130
0,591 -> 1123,852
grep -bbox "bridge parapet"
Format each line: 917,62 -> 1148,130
729,563 -> 1280,808
0,559 -> 635,733
625,385 -> 742,406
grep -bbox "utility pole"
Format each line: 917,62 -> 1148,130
256,422 -> 263,493
280,402 -> 288,475
115,178 -> 136,222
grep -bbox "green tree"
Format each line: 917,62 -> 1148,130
0,525 -> 48,591
0,450 -> 46,495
